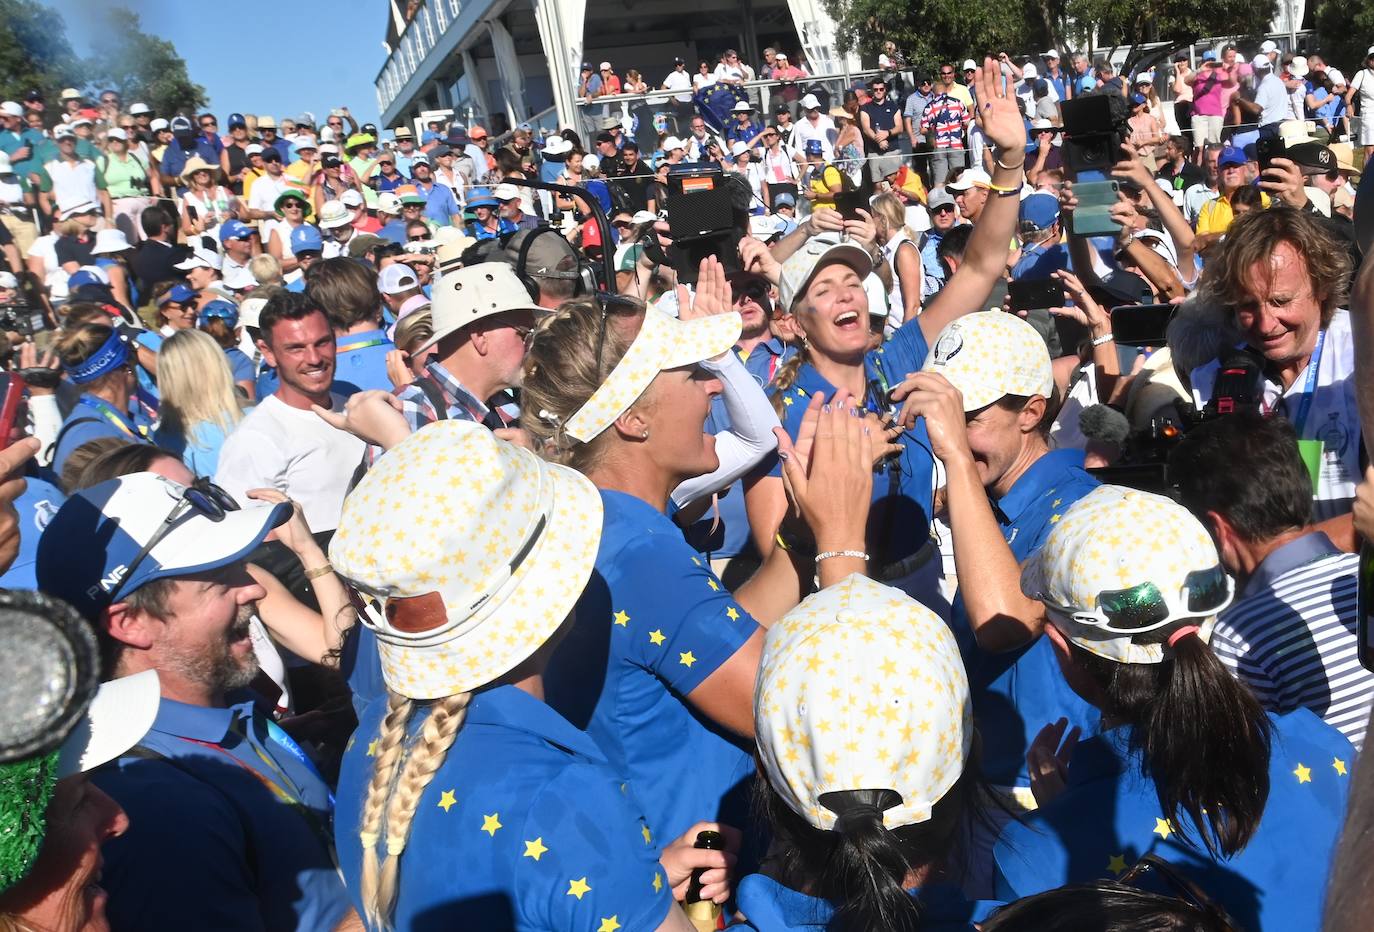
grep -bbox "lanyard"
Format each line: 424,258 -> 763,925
1289,329 -> 1326,434
336,337 -> 387,354
78,395 -> 142,439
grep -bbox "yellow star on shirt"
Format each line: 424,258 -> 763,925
725,606 -> 740,621
481,813 -> 503,836
641,823 -> 652,844
707,579 -> 719,591
648,629 -> 666,646
679,650 -> 697,668
567,877 -> 592,899
1153,817 -> 1173,840
523,837 -> 548,861
613,610 -> 630,627
652,872 -> 663,893
1052,498 -> 1062,508
1049,513 -> 1062,524
1294,763 -> 1312,784
366,739 -> 379,757
436,789 -> 457,813
783,394 -> 794,406
598,917 -> 621,932
1106,854 -> 1127,875
1334,757 -> 1348,776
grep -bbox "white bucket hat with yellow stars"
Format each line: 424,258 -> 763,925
754,574 -> 973,832
330,420 -> 603,699
564,306 -> 741,442
922,311 -> 1054,412
1021,485 -> 1234,665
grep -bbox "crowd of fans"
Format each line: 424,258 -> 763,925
1,34 -> 1374,932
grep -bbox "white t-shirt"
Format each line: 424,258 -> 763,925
43,158 -> 100,211
214,392 -> 365,532
662,69 -> 693,103
1190,308 -> 1359,520
789,116 -> 836,161
1351,69 -> 1374,109
714,63 -> 746,83
248,173 -> 290,217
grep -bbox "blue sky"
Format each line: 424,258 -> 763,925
48,0 -> 386,128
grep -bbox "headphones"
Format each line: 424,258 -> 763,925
512,226 -> 599,300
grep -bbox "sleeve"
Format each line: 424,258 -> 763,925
95,762 -> 268,932
919,100 -> 935,133
228,351 -> 256,384
214,423 -> 288,507
670,353 -> 780,508
93,167 -> 107,191
615,536 -> 760,695
35,166 -> 52,193
519,764 -> 673,932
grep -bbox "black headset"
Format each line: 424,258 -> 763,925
512,226 -> 598,300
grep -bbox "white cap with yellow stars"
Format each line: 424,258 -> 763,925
1020,485 -> 1232,665
754,574 -> 973,832
330,420 -> 603,699
921,311 -> 1054,412
564,306 -> 741,442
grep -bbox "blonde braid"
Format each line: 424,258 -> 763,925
358,692 -> 414,931
768,346 -> 810,419
372,693 -> 472,930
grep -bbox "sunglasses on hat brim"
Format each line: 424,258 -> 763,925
1042,565 -> 1232,635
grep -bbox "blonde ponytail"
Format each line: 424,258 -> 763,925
768,346 -> 811,419
363,691 -> 472,930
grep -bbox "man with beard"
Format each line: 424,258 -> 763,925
36,472 -> 354,932
215,291 -> 365,537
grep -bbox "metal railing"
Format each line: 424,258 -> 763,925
375,0 -> 466,115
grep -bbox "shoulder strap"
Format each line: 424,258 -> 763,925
413,375 -> 450,421
48,415 -> 105,464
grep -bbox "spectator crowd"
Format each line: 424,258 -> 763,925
2,32 -> 1374,932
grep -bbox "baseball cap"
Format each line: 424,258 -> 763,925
340,189 -> 364,208
174,247 -> 222,272
1043,49 -> 1060,59
59,88 -> 81,101
946,168 -> 992,192
149,118 -> 169,132
800,93 -> 822,110
66,268 -> 109,291
317,200 -> 352,229
1250,54 -> 1272,70
227,112 -> 247,128
661,136 -> 685,152
599,60 -> 612,70
197,299 -> 239,327
222,265 -> 256,291
1286,141 -> 1336,175
673,56 -> 685,65
1130,92 -> 1148,106
53,126 -> 76,141
239,295 -> 269,330
749,214 -> 786,241
922,312 -> 1053,411
169,115 -> 194,134
378,264 -> 420,296
927,189 -> 956,211
729,141 -> 750,157
410,153 -> 431,167
778,234 -> 873,314
1260,40 -> 1279,54
962,59 -> 978,71
348,234 -> 387,259
0,102 -> 21,118
1018,192 -> 1060,231
128,102 -> 152,115
1217,145 -> 1246,169
331,420 -> 602,699
158,283 -> 197,306
0,272 -> 16,289
773,191 -> 797,208
219,219 -> 254,243
755,575 -> 972,832
1201,50 -> 1217,62
290,224 -> 323,254
492,182 -> 521,201
245,144 -> 263,156
804,139 -> 824,156
1020,485 -> 1233,665
420,262 -> 548,353
38,474 -> 291,620
1022,63 -> 1039,79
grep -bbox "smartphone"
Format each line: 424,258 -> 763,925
1008,279 -> 1066,313
0,374 -> 26,451
1070,180 -> 1122,236
1358,544 -> 1374,672
833,190 -> 867,222
1257,136 -> 1285,174
1109,303 -> 1176,347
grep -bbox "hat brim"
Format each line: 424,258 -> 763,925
90,241 -> 129,255
318,214 -> 353,229
785,242 -> 874,313
118,501 -> 291,603
56,670 -> 160,778
274,192 -> 313,216
418,296 -> 549,354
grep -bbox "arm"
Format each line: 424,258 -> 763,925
918,57 -> 1027,343
670,353 -> 780,507
1052,269 -> 1120,402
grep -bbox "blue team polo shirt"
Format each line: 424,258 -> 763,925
224,346 -> 255,385
766,318 -> 936,567
951,448 -> 1100,787
0,476 -> 62,589
334,328 -> 395,392
543,489 -> 760,847
686,337 -> 795,560
994,709 -> 1353,932
1010,240 -> 1070,281
93,698 -> 351,932
736,874 -> 1002,930
335,685 -> 672,931
52,394 -> 148,476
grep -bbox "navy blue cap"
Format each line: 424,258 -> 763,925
804,139 -> 824,155
227,112 -> 246,128
158,283 -> 197,306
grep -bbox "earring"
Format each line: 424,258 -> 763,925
641,430 -> 649,439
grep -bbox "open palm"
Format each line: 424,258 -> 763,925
973,56 -> 1028,153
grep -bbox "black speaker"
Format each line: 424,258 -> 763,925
666,165 -> 736,241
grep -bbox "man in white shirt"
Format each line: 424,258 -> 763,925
1243,55 -> 1290,135
245,149 -> 289,222
788,94 -> 835,161
215,291 -> 364,535
713,49 -> 747,85
662,57 -> 694,104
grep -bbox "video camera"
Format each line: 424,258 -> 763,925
662,164 -> 747,284
1060,92 -> 1133,173
0,303 -> 46,339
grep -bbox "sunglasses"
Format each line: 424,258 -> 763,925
1041,566 -> 1232,635
328,120 -> 343,127
283,200 -> 304,209
940,71 -> 955,76
612,220 -> 632,229
200,121 -> 217,128
1120,855 -> 1240,930
109,479 -> 240,605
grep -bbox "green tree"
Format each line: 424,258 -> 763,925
1313,0 -> 1374,74
83,6 -> 206,118
0,0 -> 82,105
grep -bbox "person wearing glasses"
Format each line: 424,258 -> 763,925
50,322 -> 151,475
993,486 -> 1354,932
920,64 -> 974,187
193,112 -> 224,163
266,187 -> 314,277
35,470 -> 356,932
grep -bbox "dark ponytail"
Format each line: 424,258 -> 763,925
1073,628 -> 1272,858
824,791 -> 923,932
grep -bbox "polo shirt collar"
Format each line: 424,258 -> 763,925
994,448 -> 1085,525
150,697 -> 253,745
466,685 -> 607,763
424,358 -> 488,418
1238,531 -> 1341,600
736,335 -> 785,360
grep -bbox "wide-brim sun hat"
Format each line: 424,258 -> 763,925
921,312 -> 1054,412
420,261 -> 549,353
778,234 -> 874,315
90,229 -> 132,255
330,421 -> 604,699
273,188 -> 313,217
1020,485 -> 1234,665
564,306 -> 742,443
316,200 -> 352,229
178,157 -> 217,184
755,574 -> 972,831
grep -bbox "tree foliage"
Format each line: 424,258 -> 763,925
83,6 -> 206,118
0,0 -> 82,104
823,0 -> 1278,73
1312,0 -> 1374,74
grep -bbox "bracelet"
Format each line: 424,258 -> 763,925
987,181 -> 1020,194
995,155 -> 1026,171
304,563 -> 335,580
815,550 -> 870,564
1091,332 -> 1115,346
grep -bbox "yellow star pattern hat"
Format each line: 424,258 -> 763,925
754,574 -> 972,832
921,311 -> 1054,412
564,306 -> 742,443
330,421 -> 603,699
1020,485 -> 1231,665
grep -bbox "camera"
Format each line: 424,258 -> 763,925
1059,93 -> 1133,173
0,303 -> 44,338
